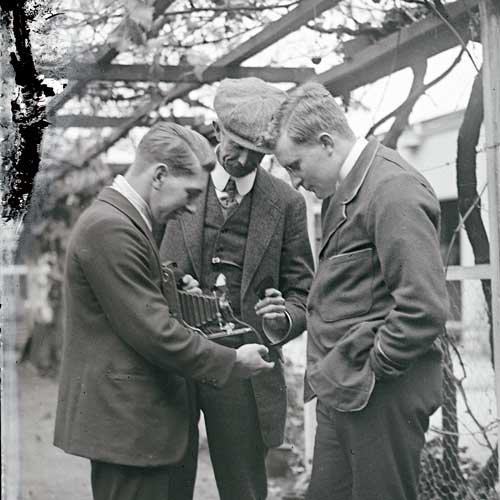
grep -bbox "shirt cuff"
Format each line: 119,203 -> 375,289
262,311 -> 292,345
370,337 -> 405,381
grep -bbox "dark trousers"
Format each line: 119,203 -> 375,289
91,461 -> 170,500
170,377 -> 268,500
307,356 -> 442,500
167,411 -> 200,500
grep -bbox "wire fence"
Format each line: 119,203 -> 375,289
419,278 -> 498,499
281,281 -> 500,500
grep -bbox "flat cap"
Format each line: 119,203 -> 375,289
214,77 -> 286,154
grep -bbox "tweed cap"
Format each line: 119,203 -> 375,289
214,77 -> 286,154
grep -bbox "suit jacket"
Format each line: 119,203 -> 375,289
306,139 -> 448,412
54,188 -> 236,467
160,167 -> 314,447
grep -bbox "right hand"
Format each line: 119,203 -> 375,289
233,344 -> 275,378
180,274 -> 202,295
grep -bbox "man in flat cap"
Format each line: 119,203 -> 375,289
160,78 -> 314,500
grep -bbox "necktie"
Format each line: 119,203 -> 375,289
220,177 -> 239,211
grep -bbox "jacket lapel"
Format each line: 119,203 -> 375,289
178,176 -> 210,279
319,195 -> 347,258
241,168 -> 281,299
98,187 -> 162,269
319,139 -> 380,257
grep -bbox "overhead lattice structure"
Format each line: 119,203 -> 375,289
42,0 -> 478,170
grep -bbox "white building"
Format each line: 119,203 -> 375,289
399,110 -> 490,353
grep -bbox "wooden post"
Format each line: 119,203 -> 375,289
1,222 -> 22,500
302,190 -> 318,471
479,0 -> 500,481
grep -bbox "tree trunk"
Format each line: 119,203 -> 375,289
0,0 -> 53,220
382,60 -> 427,149
454,67 -> 498,496
456,68 -> 493,361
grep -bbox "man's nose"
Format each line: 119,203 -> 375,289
185,202 -> 196,214
238,149 -> 248,164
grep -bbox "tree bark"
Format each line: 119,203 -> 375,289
454,66 -> 498,496
456,68 -> 493,360
382,59 -> 427,149
0,0 -> 53,220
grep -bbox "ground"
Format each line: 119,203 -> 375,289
13,363 -> 297,500
15,363 -> 224,500
11,333 -> 497,499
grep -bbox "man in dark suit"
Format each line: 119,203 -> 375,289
270,82 -> 449,500
54,122 -> 274,500
160,78 -> 314,500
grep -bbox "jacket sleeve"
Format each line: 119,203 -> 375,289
366,174 -> 448,379
278,192 -> 315,344
77,217 -> 236,388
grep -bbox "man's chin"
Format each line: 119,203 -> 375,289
224,162 -> 258,178
309,188 -> 326,199
163,209 -> 183,222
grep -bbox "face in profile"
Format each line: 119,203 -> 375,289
275,133 -> 337,199
150,157 -> 207,224
216,128 -> 264,178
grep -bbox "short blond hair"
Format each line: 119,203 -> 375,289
136,122 -> 215,175
270,82 -> 355,145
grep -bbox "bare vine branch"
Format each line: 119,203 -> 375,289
160,1 -> 300,16
366,48 -> 465,138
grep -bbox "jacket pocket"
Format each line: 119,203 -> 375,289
315,247 -> 374,322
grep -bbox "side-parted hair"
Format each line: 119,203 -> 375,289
270,82 -> 355,145
136,122 -> 216,176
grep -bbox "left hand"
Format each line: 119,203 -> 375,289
254,288 -> 288,332
180,274 -> 202,295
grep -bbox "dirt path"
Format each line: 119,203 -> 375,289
15,364 -> 219,500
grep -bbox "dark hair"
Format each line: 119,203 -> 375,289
136,122 -> 215,176
269,82 -> 355,146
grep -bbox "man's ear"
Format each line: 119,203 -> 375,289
152,163 -> 169,189
212,121 -> 222,141
318,132 -> 335,154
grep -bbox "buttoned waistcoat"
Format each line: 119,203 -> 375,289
160,167 -> 314,447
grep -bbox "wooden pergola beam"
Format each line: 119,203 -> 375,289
154,0 -> 339,102
72,0 -> 339,168
214,0 -> 338,66
42,64 -> 315,84
480,0 -> 500,476
318,0 -> 478,96
48,115 -> 200,128
49,115 -> 216,142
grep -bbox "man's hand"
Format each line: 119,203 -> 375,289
255,288 -> 289,333
180,274 -> 202,295
233,344 -> 275,378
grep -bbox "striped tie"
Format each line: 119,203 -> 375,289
220,177 -> 238,211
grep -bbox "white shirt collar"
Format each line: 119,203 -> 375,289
110,175 -> 153,232
211,157 -> 257,197
338,138 -> 369,183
